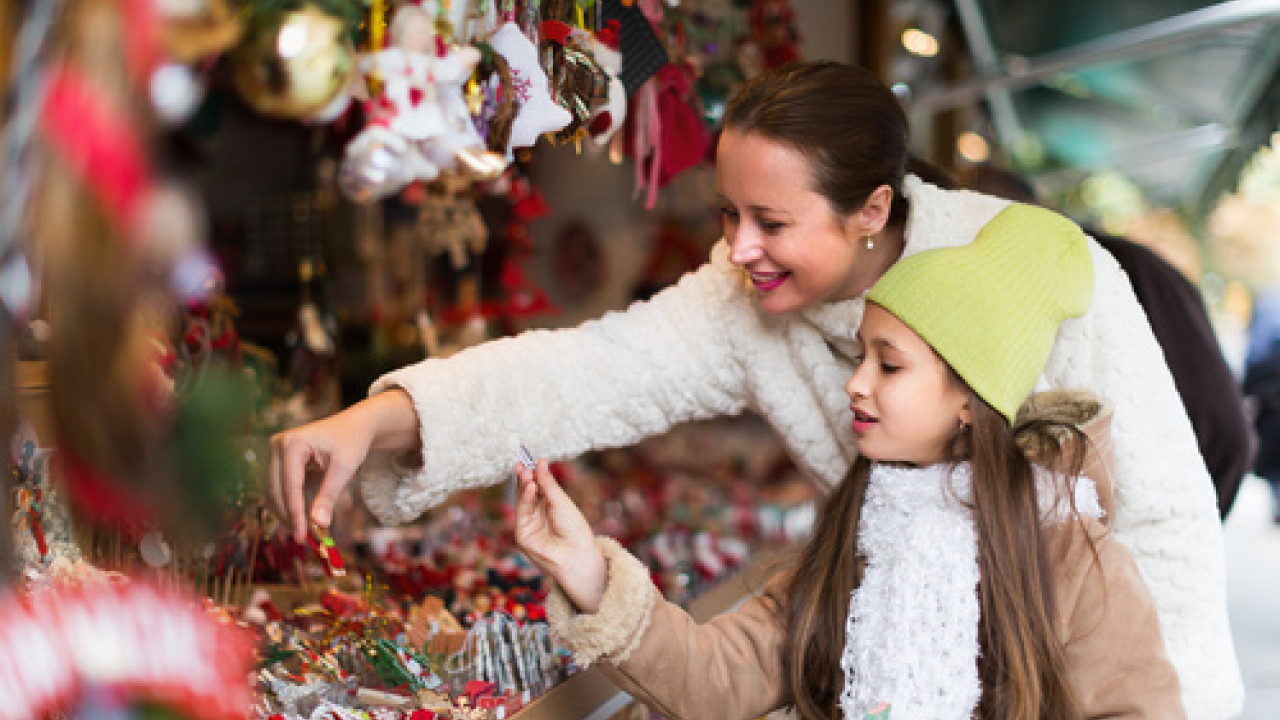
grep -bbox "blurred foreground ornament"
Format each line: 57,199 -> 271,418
231,5 -> 355,120
0,581 -> 255,720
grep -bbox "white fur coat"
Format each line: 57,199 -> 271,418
360,177 -> 1240,719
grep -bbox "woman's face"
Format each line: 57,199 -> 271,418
845,303 -> 971,465
716,129 -> 878,315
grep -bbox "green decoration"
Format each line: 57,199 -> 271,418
169,362 -> 255,545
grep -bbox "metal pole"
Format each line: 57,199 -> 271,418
913,0 -> 1280,114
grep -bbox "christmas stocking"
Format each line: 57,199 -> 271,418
489,22 -> 571,153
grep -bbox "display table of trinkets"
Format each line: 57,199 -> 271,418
242,412 -> 816,720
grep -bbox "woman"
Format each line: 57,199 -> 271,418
268,62 -> 1237,719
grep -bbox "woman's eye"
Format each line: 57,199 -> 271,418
880,363 -> 900,373
760,221 -> 785,233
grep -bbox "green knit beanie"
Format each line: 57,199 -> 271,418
866,203 -> 1094,423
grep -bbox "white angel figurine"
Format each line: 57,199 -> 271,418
348,4 -> 501,192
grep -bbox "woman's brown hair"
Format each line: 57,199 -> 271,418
722,61 -> 913,226
780,384 -> 1091,720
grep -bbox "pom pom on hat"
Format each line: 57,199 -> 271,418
867,203 -> 1094,423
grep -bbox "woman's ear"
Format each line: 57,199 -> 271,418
958,401 -> 973,430
854,184 -> 895,236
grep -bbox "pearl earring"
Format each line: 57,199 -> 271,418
864,234 -> 875,250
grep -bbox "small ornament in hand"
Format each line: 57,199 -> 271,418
513,453 -> 607,614
308,522 -> 346,577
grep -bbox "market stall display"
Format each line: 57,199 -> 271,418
0,1 -> 812,718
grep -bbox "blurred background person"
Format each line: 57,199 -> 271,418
962,164 -> 1255,520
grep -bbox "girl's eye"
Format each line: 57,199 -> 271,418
719,207 -> 739,221
880,363 -> 900,373
760,221 -> 785,233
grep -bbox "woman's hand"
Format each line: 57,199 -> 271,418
268,389 -> 420,543
515,459 -> 607,613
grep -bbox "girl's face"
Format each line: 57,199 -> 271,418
845,303 -> 972,465
716,130 -> 882,315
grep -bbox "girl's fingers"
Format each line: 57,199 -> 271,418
520,474 -> 539,504
533,459 -> 569,502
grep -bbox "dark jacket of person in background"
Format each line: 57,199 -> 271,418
962,165 -> 1255,518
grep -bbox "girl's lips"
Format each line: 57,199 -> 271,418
749,271 -> 789,292
851,408 -> 877,434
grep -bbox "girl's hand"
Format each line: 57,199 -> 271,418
514,459 -> 607,613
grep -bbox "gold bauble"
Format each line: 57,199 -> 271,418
232,6 -> 354,119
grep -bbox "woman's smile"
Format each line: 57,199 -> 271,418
749,270 -> 790,291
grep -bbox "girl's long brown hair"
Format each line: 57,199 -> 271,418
781,389 -> 1091,720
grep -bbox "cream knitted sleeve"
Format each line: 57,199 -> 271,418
1042,240 -> 1241,720
357,259 -> 754,524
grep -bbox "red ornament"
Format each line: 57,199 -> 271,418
748,0 -> 802,69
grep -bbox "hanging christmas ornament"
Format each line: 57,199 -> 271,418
626,61 -> 711,194
149,61 -> 205,125
341,3 -> 506,200
538,0 -> 610,144
231,5 -> 355,120
157,0 -> 243,64
587,20 -> 626,145
696,59 -> 745,126
416,175 -> 488,270
602,0 -> 669,96
471,44 -> 518,155
747,0 -> 802,69
499,259 -> 556,319
488,22 -> 572,153
450,0 -> 500,46
339,126 -> 416,203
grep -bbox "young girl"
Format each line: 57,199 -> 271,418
514,203 -> 1185,720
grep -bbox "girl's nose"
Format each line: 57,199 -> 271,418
844,365 -> 867,399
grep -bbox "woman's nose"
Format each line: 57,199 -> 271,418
727,229 -> 764,265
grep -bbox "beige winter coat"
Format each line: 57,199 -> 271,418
549,515 -> 1183,720
548,395 -> 1181,720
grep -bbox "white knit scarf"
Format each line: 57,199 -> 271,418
838,462 -> 1102,720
